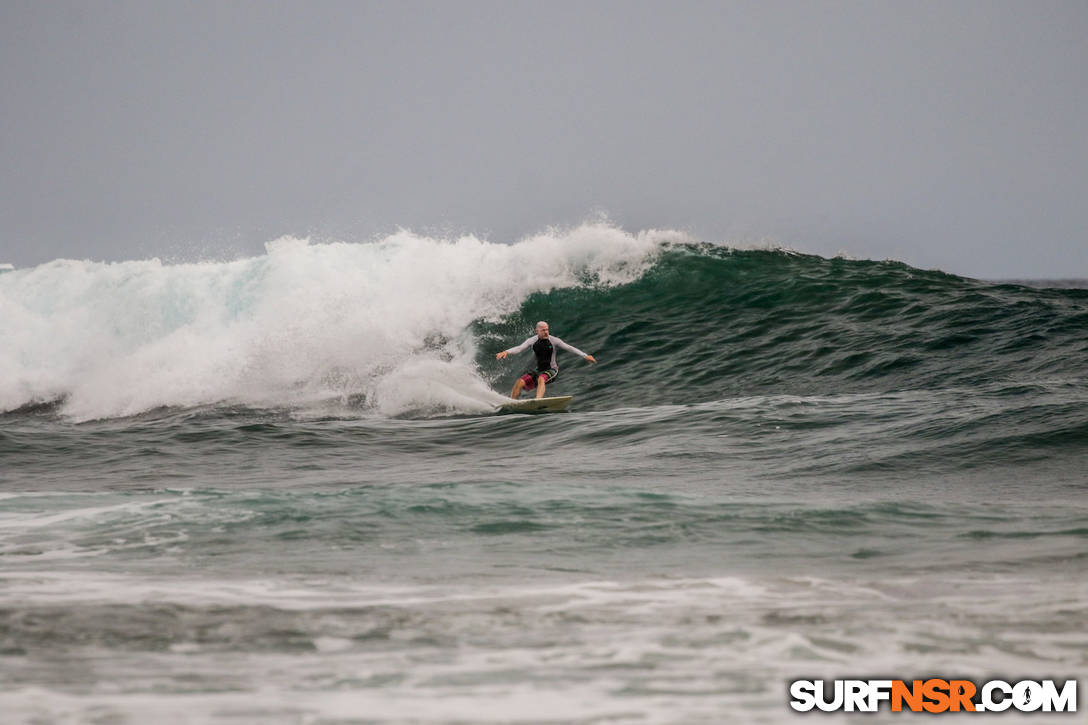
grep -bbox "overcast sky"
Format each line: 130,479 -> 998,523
2,0 -> 1086,278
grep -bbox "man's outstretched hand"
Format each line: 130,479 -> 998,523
585,355 -> 597,364
495,350 -> 508,360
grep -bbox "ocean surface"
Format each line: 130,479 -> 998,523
1,226 -> 1086,723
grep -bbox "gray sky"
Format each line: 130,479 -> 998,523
2,0 -> 1086,278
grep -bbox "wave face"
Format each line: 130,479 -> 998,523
478,244 -> 1088,406
3,227 -> 1086,420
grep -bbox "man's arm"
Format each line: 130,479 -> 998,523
551,336 -> 597,363
495,336 -> 535,360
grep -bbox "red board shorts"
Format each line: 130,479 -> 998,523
520,368 -> 558,387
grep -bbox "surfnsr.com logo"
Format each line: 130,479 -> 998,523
789,679 -> 1077,713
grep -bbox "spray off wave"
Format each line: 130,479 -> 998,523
0,225 -> 681,420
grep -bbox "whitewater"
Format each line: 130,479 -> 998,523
1,224 -> 1085,723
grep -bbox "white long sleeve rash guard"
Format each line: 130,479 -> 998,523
504,335 -> 589,371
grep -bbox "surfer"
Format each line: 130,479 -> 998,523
495,321 -> 596,399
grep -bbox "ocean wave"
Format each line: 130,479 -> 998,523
3,226 -> 1086,420
0,224 -> 682,419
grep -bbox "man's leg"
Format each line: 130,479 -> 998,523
535,374 -> 547,399
511,377 -> 526,398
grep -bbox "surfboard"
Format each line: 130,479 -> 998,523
497,395 -> 573,413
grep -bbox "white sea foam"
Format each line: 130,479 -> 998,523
0,572 -> 1082,724
0,224 -> 684,420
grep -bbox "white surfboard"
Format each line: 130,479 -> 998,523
497,395 -> 573,413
